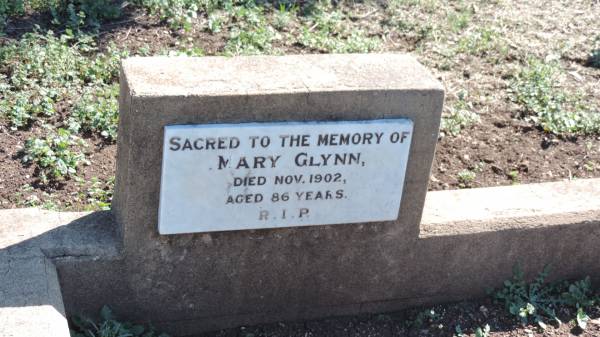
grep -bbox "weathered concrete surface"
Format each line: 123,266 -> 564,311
1,179 -> 600,335
101,54 -> 445,333
0,254 -> 69,337
422,178 -> 600,235
70,180 -> 600,335
113,54 -> 445,248
0,209 -> 119,337
0,209 -> 120,259
57,55 -> 600,335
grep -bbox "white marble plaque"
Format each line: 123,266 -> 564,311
158,119 -> 413,234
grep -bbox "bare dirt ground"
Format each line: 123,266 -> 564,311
196,300 -> 600,337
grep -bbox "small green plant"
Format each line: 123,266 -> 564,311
507,170 -> 519,183
493,265 -> 597,330
495,265 -> 556,327
41,198 -> 61,210
207,12 -> 224,33
0,31 -> 125,130
0,0 -> 25,31
297,2 -> 380,53
447,8 -> 471,33
510,58 -> 600,135
86,176 -> 115,210
49,0 -> 122,30
456,27 -> 507,57
225,25 -> 279,55
576,307 -> 590,330
22,128 -> 88,183
440,92 -> 479,137
135,0 -> 202,31
21,192 -> 60,210
71,305 -> 169,337
455,324 -> 491,337
223,5 -> 280,55
457,169 -> 476,188
69,84 -> 119,141
475,324 -> 490,337
272,3 -> 296,30
407,308 -> 440,328
299,26 -> 380,53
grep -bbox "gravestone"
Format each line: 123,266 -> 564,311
92,54 -> 444,334
5,53 -> 600,337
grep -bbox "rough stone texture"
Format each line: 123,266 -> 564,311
1,179 -> 600,336
422,178 -> 600,235
58,55 -> 600,335
95,54 -> 445,334
0,209 -> 120,259
113,54 -> 445,248
0,209 -> 119,337
0,255 -> 69,337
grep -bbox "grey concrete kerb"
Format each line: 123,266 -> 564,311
1,178 -> 600,336
0,210 -> 119,337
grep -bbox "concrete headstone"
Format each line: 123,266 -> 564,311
109,54 -> 444,334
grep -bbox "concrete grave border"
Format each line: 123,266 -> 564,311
2,178 -> 600,336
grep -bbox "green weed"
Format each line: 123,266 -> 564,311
85,176 -> 114,211
457,169 -> 476,188
456,27 -> 507,57
493,265 -> 597,330
297,2 -> 380,53
510,58 -> 600,135
0,31 -> 124,130
454,325 -> 464,337
0,0 -> 25,31
272,3 -> 296,31
49,0 -> 122,30
22,128 -> 88,183
71,305 -> 169,337
507,170 -> 519,183
0,0 -> 121,31
68,84 -> 119,141
475,324 -> 490,337
300,29 -> 380,53
440,92 -> 479,137
224,5 -> 279,55
20,192 -> 60,210
207,12 -> 224,33
406,308 -> 440,328
447,7 -> 471,33
135,0 -> 199,31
